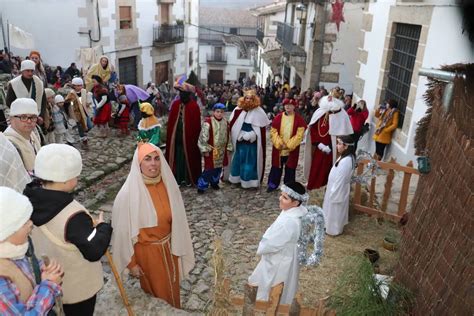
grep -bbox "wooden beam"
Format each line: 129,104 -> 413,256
267,283 -> 284,315
353,204 -> 401,222
353,162 -> 364,205
382,157 -> 396,212
243,284 -> 258,316
398,161 -> 414,216
357,159 -> 420,174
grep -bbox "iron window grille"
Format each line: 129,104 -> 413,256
384,23 -> 421,127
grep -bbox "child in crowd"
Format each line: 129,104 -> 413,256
0,186 -> 63,315
43,88 -> 56,144
248,182 -> 308,304
25,144 -> 112,315
322,135 -> 356,236
115,92 -> 131,136
52,95 -> 75,145
137,102 -> 161,146
197,103 -> 232,193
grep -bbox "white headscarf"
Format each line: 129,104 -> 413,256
111,144 -> 195,278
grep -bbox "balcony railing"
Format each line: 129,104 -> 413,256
257,28 -> 264,45
276,22 -> 306,57
153,24 -> 184,46
207,53 -> 227,64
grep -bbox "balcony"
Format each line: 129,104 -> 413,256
153,24 -> 184,47
276,22 -> 306,57
257,28 -> 265,45
207,53 -> 227,64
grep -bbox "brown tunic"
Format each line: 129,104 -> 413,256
128,181 -> 181,308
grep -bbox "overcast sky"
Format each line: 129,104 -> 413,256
200,0 -> 273,9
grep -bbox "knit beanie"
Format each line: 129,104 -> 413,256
54,95 -> 65,104
0,187 -> 33,241
20,60 -> 35,72
35,144 -> 82,182
45,88 -> 55,99
71,77 -> 84,86
10,98 -> 39,116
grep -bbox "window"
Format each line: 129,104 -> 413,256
119,56 -> 137,85
119,6 -> 132,29
189,50 -> 193,67
384,23 -> 421,127
229,28 -> 238,35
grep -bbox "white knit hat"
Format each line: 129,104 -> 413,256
35,144 -> 82,182
20,60 -> 35,72
0,186 -> 33,241
45,88 -> 55,98
54,95 -> 65,104
10,98 -> 39,116
71,77 -> 84,86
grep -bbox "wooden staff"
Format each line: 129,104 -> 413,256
105,250 -> 135,316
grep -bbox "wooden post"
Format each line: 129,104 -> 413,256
369,176 -> 376,209
105,251 -> 134,316
398,161 -> 414,216
353,161 -> 365,205
266,283 -> 284,315
381,158 -> 396,212
243,283 -> 258,316
289,294 -> 301,316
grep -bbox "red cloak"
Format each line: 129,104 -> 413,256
271,112 -> 307,169
165,98 -> 202,184
307,117 -> 333,190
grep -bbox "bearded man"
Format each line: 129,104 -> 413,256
228,89 -> 270,188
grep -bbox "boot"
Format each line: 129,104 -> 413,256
81,139 -> 89,150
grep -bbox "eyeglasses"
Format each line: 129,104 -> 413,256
14,115 -> 38,122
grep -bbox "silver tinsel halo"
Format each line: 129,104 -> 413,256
351,150 -> 380,185
281,184 -> 309,204
297,205 -> 325,267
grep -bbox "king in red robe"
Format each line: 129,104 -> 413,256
165,76 -> 201,185
303,91 -> 353,190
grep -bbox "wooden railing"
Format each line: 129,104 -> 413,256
219,279 -> 334,316
353,159 -> 419,222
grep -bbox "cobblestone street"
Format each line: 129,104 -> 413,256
71,129 -> 401,315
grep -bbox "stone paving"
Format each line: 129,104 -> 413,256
71,128 -> 415,315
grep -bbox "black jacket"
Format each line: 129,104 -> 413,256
24,187 -> 112,262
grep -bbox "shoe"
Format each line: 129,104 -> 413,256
81,139 -> 89,150
266,186 -> 277,193
211,184 -> 220,190
197,189 -> 205,194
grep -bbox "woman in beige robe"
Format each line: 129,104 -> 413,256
111,143 -> 194,308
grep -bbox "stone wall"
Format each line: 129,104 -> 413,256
395,64 -> 473,314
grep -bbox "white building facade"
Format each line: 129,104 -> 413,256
353,0 -> 473,164
252,0 -> 286,87
276,0 -> 365,92
198,7 -> 257,85
0,0 -> 199,87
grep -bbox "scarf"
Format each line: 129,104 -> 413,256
0,241 -> 28,260
138,116 -> 160,130
375,108 -> 398,135
142,173 -> 162,185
